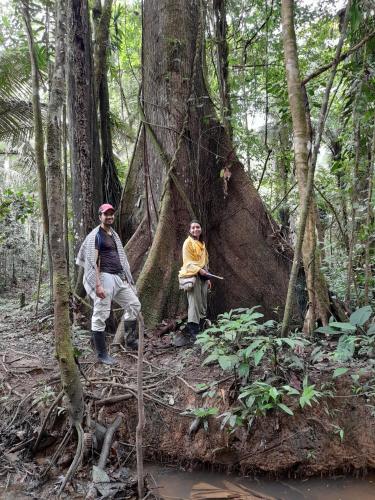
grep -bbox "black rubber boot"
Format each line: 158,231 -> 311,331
187,322 -> 200,340
124,320 -> 138,351
92,331 -> 117,365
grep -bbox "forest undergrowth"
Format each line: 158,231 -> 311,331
1,290 -> 375,499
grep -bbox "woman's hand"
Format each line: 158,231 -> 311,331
198,269 -> 208,276
96,284 -> 106,299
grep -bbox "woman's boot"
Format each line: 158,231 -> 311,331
92,331 -> 117,365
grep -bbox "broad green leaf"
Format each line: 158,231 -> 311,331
315,326 -> 342,335
282,338 -> 296,349
282,385 -> 300,396
218,354 -> 239,371
278,403 -> 294,415
203,352 -> 219,365
333,367 -> 349,378
238,362 -> 250,379
245,338 -> 266,357
253,346 -> 267,366
349,306 -> 372,327
269,387 -> 279,400
367,324 -> 375,335
329,322 -> 356,332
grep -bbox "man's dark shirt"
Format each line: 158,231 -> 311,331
95,227 -> 123,275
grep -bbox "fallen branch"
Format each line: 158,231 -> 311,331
94,393 -> 133,406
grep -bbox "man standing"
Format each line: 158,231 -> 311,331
76,204 -> 141,365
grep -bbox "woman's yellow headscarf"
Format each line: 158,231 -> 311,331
178,235 -> 208,278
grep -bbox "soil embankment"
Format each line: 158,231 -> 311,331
1,292 -> 375,498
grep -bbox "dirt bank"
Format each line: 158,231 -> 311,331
1,291 -> 375,499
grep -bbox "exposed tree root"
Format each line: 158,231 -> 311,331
33,390 -> 64,452
98,414 -> 122,469
58,421 -> 84,496
41,426 -> 73,478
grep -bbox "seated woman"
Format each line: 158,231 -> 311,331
178,220 -> 211,340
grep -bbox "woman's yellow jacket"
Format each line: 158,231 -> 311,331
178,235 -> 208,278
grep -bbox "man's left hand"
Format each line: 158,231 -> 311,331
207,280 -> 212,290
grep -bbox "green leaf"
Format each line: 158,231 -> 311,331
332,367 -> 349,378
269,387 -> 279,400
349,306 -> 372,327
238,362 -> 250,379
367,324 -> 375,335
244,338 -> 265,357
203,352 -> 219,365
329,322 -> 356,332
315,326 -> 342,334
282,385 -> 300,396
253,346 -> 267,366
278,403 -> 294,415
333,335 -> 356,362
218,354 -> 239,371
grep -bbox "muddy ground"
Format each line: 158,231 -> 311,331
1,290 -> 375,499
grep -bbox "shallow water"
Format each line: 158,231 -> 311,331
147,466 -> 375,500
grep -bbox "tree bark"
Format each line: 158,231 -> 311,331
280,0 -> 351,335
213,0 -> 232,139
121,0 -> 296,327
281,0 -> 331,333
21,0 -> 53,295
93,0 -> 123,211
66,0 -> 102,255
47,0 -> 84,424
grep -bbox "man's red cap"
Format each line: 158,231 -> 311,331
98,203 -> 115,214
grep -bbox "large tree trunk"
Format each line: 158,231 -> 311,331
66,0 -> 102,255
121,0 -> 296,327
46,0 -> 84,425
93,0 -> 123,210
281,0 -> 332,332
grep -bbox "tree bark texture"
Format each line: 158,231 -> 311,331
121,0 -> 296,327
66,0 -> 102,254
93,0 -> 123,210
47,0 -> 84,424
281,0 -> 332,333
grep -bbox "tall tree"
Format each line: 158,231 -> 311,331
93,0 -> 123,210
20,0 -> 53,292
46,0 -> 84,486
66,0 -> 102,254
121,0 -> 297,326
280,0 -> 351,334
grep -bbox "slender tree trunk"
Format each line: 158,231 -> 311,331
280,0 -> 351,335
21,0 -> 53,295
35,232 -> 44,315
363,123 -> 374,305
213,0 -> 232,139
62,104 -> 70,278
121,0 -> 296,326
66,0 -> 102,256
47,0 -> 84,425
93,0 -> 123,211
